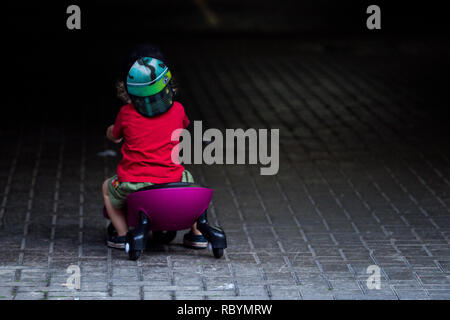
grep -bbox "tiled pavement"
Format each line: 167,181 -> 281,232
1,41 -> 449,300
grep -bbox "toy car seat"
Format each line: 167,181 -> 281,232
104,182 -> 227,260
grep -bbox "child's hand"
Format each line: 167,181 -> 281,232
106,125 -> 123,143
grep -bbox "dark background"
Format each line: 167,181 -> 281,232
3,0 -> 450,130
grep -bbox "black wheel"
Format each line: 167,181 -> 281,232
128,249 -> 141,261
153,231 -> 177,244
125,233 -> 142,261
212,248 -> 223,259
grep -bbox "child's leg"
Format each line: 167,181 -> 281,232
102,179 -> 128,236
190,222 -> 202,235
179,169 -> 203,235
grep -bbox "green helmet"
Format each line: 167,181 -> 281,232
126,57 -> 173,117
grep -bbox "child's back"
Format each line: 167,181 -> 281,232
113,101 -> 189,184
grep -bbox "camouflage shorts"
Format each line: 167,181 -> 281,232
107,170 -> 194,209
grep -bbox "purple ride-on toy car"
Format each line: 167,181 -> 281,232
103,182 -> 227,260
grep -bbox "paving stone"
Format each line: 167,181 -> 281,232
395,290 -> 430,300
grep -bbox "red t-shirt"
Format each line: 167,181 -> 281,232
112,101 -> 189,183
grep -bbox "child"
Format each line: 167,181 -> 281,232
102,50 -> 207,250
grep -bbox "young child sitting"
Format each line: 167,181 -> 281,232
102,49 -> 207,250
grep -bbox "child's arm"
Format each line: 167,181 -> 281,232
106,125 -> 123,143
